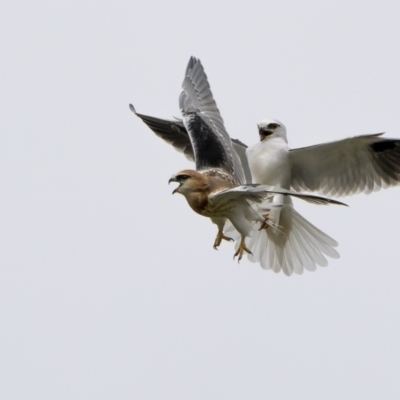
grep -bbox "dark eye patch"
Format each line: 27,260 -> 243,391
267,123 -> 279,129
177,174 -> 190,181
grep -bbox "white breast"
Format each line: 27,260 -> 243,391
246,137 -> 291,188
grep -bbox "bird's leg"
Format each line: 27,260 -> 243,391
259,214 -> 270,230
234,236 -> 252,261
213,228 -> 233,250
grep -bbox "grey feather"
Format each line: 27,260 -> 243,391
290,133 -> 400,197
129,104 -> 194,161
129,104 -> 251,181
179,57 -> 247,184
210,185 -> 347,206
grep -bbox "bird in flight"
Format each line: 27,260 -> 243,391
130,57 -> 345,264
243,118 -> 400,274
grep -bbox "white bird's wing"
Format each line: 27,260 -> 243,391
290,133 -> 400,197
230,139 -> 252,183
129,105 -> 252,181
210,185 -> 347,206
179,57 -> 247,184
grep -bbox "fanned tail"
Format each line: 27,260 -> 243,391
225,205 -> 339,276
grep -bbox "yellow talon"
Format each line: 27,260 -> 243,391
234,237 -> 252,261
259,214 -> 270,230
213,230 -> 233,249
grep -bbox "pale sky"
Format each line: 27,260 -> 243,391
1,2 -> 400,399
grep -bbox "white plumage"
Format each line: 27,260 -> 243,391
236,119 -> 340,275
237,117 -> 400,275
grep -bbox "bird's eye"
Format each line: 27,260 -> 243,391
267,123 -> 279,129
177,174 -> 189,181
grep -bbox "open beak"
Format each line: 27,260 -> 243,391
259,128 -> 273,141
168,176 -> 180,194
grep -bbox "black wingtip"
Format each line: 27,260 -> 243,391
129,104 -> 136,114
370,139 -> 398,153
186,56 -> 201,76
189,55 -> 198,65
331,198 -> 348,207
186,57 -> 195,75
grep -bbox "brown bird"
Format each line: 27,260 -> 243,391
169,168 -> 266,259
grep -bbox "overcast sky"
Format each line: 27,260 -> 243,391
1,1 -> 400,399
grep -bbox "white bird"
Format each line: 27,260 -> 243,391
240,118 -> 400,275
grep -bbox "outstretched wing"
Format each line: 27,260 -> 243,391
129,105 -> 194,161
290,133 -> 400,197
129,104 -> 252,182
179,57 -> 247,184
210,185 -> 347,206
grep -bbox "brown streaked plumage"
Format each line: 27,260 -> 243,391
169,168 -> 261,259
169,169 -> 237,214
169,168 -> 242,254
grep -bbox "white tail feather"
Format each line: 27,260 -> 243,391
225,204 -> 339,276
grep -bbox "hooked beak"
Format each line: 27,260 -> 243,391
168,176 -> 180,194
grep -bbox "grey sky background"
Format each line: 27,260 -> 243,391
1,1 -> 400,399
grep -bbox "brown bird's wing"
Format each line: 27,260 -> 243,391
179,57 -> 247,184
129,104 -> 252,183
129,105 -> 194,161
210,185 -> 347,206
